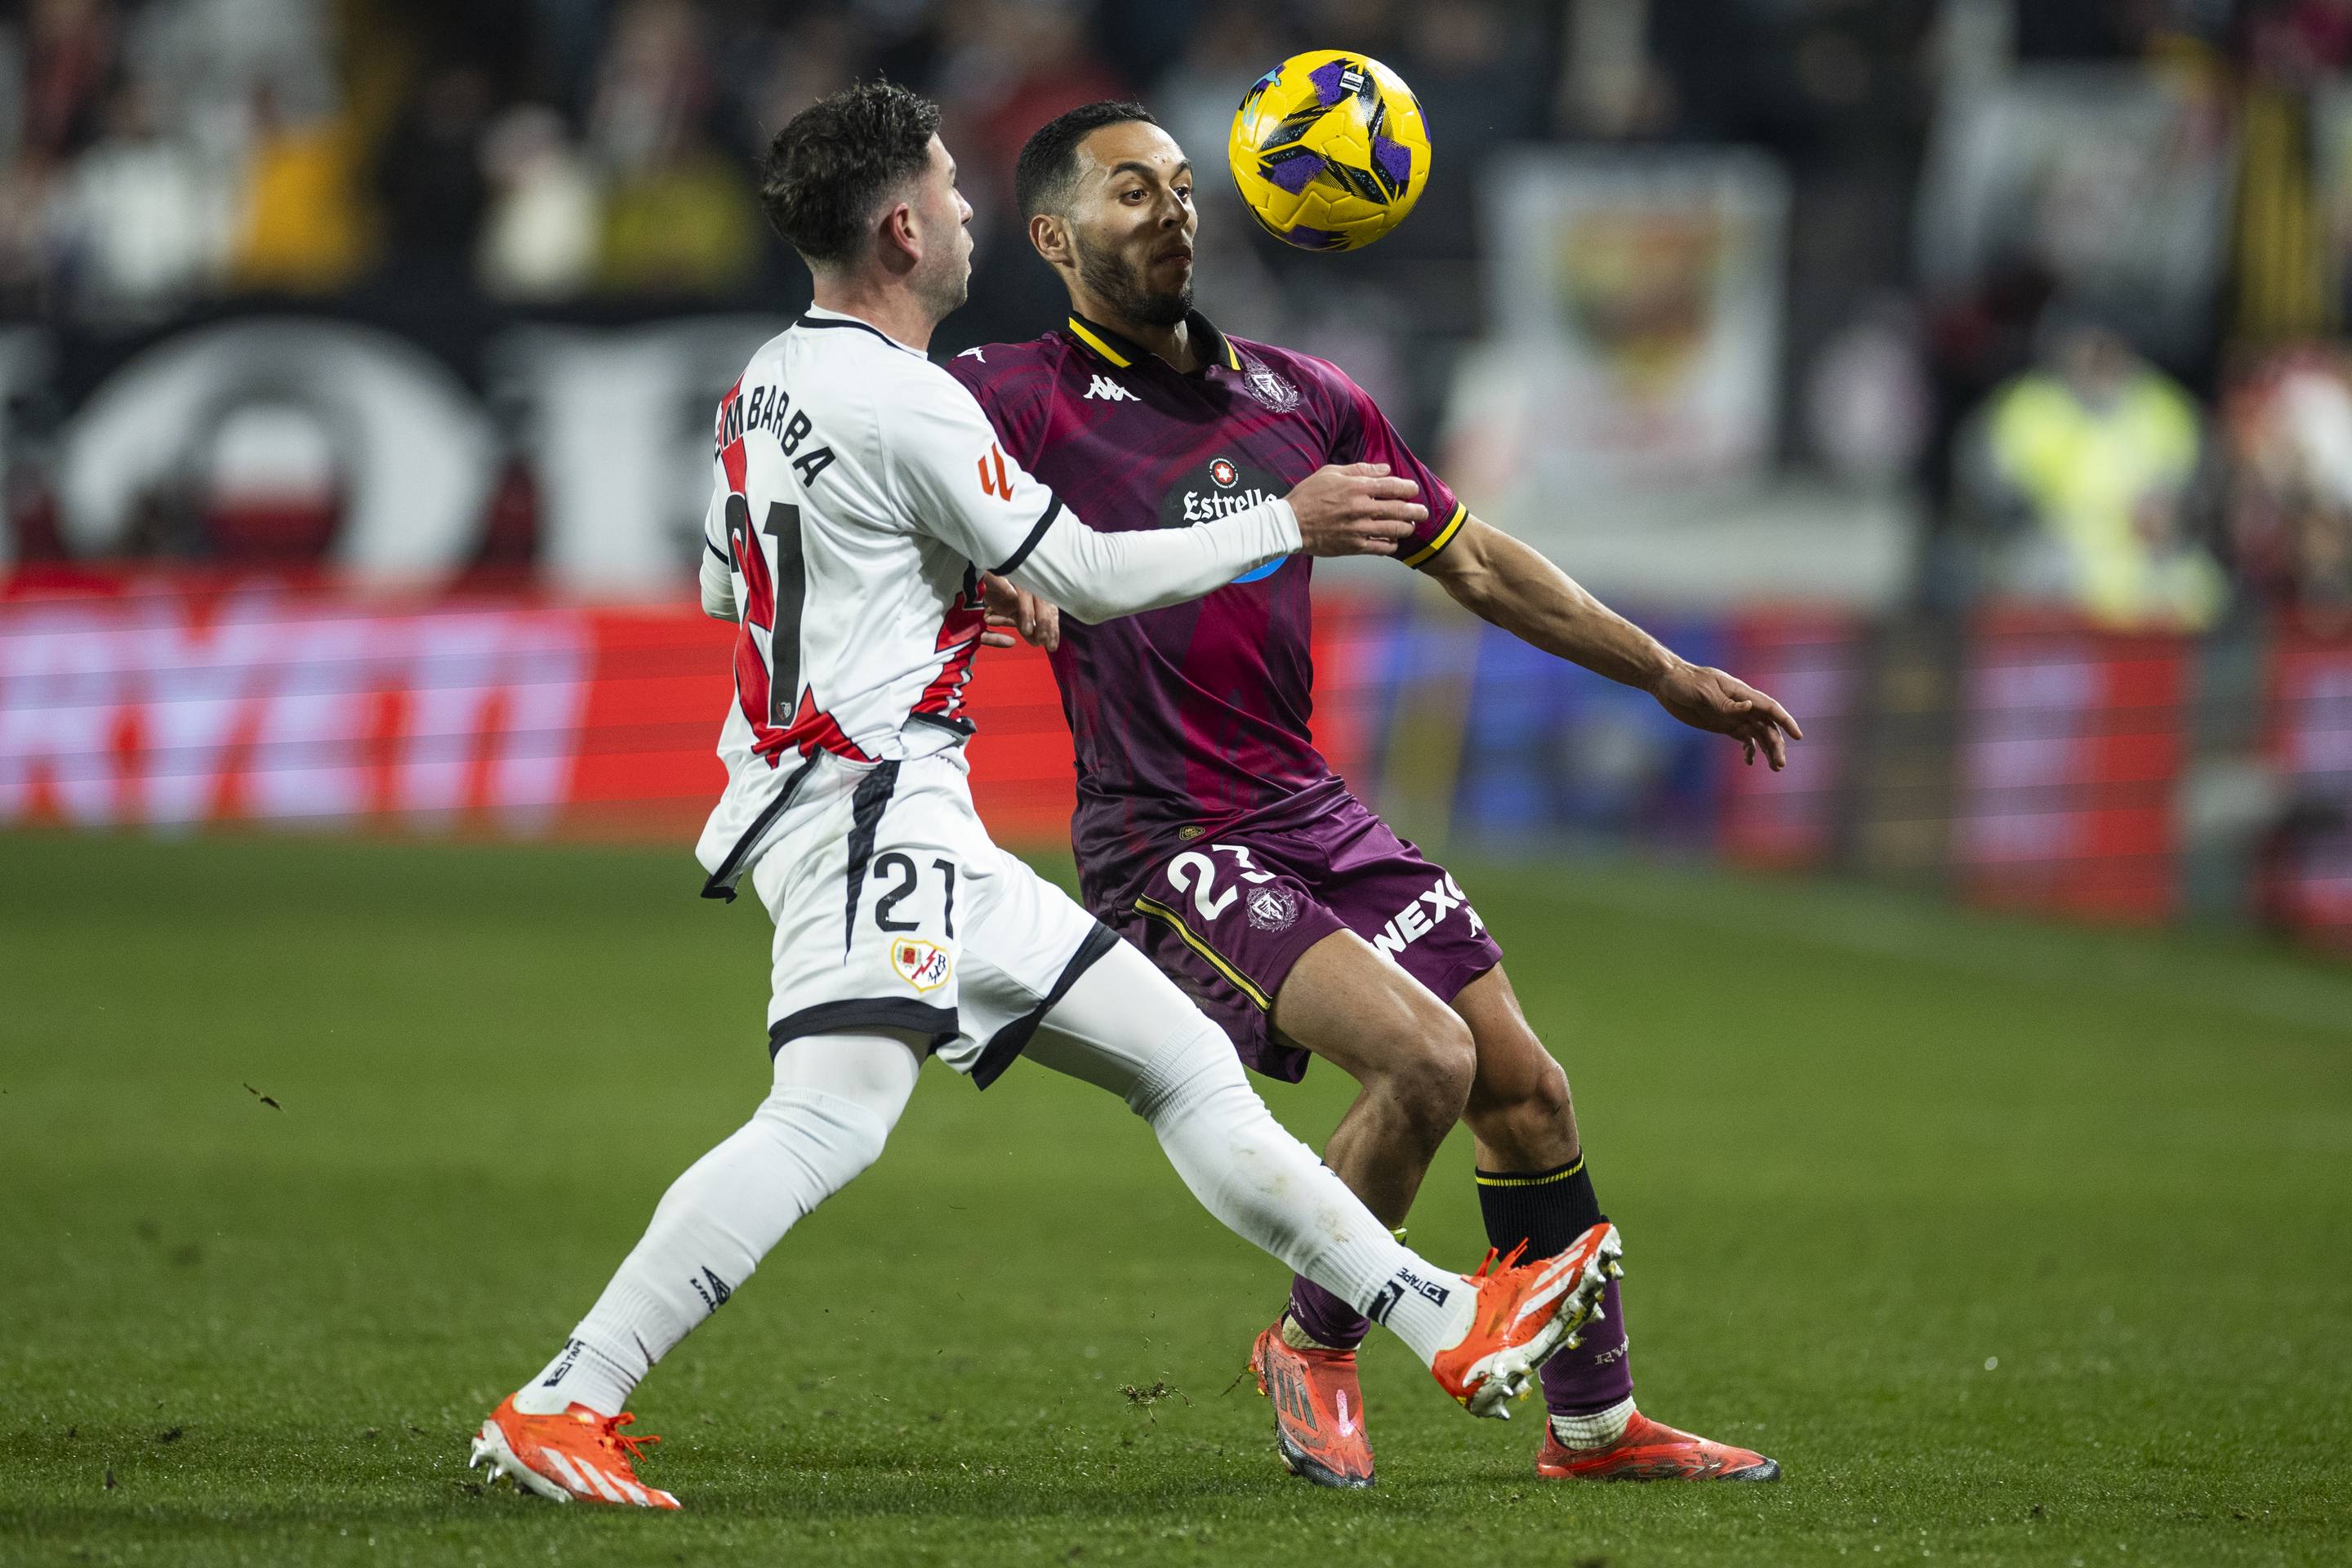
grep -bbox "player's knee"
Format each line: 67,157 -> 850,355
1467,1046 -> 1575,1153
752,1087 -> 893,1187
1517,1053 -> 1572,1125
1369,1004 -> 1475,1142
1125,1013 -> 1249,1125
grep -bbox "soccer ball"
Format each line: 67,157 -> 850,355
1228,50 -> 1431,252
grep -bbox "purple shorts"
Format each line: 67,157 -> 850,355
1088,784 -> 1503,1082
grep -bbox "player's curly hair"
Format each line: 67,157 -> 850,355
760,81 -> 942,268
1014,100 -> 1160,221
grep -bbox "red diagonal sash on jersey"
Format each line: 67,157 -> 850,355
719,401 -> 793,765
717,386 -> 870,766
915,572 -> 988,723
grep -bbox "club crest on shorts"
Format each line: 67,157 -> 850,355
891,938 -> 952,991
1245,884 -> 1299,932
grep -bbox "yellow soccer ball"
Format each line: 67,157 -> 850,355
1228,50 -> 1431,252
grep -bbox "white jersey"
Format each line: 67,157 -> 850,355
693,305 -> 1300,898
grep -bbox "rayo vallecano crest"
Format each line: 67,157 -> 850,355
891,938 -> 952,991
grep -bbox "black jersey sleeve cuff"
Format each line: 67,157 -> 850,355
987,495 -> 1063,577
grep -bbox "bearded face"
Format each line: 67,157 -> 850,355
1071,224 -> 1192,328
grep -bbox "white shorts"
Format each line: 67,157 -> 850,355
746,749 -> 1112,1086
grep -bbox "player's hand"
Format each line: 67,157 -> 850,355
1648,661 -> 1804,769
1286,463 -> 1426,557
980,573 -> 1060,652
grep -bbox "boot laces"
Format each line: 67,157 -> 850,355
1468,1241 -> 1531,1283
597,1412 -> 662,1463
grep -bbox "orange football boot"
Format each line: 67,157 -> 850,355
469,1394 -> 681,1508
1536,1410 -> 1780,1481
1431,1221 -> 1622,1419
1250,1320 -> 1377,1488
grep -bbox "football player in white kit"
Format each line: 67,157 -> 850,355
468,83 -> 1622,1509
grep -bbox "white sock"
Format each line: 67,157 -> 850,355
519,1335 -> 639,1419
1285,1227 -> 1411,1351
1549,1395 -> 1637,1449
1022,946 -> 1477,1368
513,1035 -> 918,1416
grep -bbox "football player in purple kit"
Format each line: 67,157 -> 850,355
947,102 -> 1802,1490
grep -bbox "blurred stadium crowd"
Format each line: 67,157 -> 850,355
7,0 -> 2352,625
6,0 -> 2352,949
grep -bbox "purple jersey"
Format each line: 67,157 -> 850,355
946,310 -> 1465,876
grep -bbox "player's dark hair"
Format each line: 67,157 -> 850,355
1014,100 -> 1160,220
760,81 -> 942,268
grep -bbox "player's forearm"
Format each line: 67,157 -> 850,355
1008,499 -> 1300,623
1437,523 -> 1677,691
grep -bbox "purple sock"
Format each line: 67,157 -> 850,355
1474,1156 -> 1635,1418
1286,1273 -> 1371,1350
1539,1275 -> 1631,1415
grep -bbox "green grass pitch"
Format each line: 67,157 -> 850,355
2,831 -> 2347,1566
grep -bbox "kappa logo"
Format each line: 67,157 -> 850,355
892,938 -> 953,991
1245,884 -> 1298,932
1085,374 -> 1138,403
1368,873 -> 1485,962
957,346 -> 986,362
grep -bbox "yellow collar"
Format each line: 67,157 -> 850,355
1066,310 -> 1242,373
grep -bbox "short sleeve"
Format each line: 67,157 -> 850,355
697,452 -> 737,619
883,368 -> 1066,576
698,388 -> 740,618
701,455 -> 730,561
1336,374 -> 1467,568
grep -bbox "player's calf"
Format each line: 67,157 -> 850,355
1273,932 -> 1478,1364
1033,946 -> 1604,1423
1469,1149 -> 1775,1480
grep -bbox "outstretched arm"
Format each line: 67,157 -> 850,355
1420,515 -> 1803,768
1000,464 -> 1427,624
893,375 -> 1423,625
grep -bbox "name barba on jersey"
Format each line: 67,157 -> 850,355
719,381 -> 837,487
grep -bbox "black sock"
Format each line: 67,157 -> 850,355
1476,1155 -> 1604,1260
